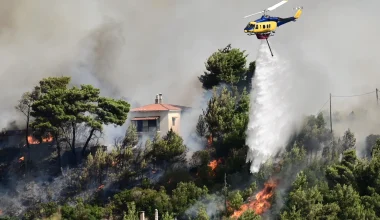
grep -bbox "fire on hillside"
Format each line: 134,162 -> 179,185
27,134 -> 53,145
231,178 -> 279,218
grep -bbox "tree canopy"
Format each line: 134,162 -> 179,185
2,44 -> 380,220
198,44 -> 255,90
29,76 -> 130,166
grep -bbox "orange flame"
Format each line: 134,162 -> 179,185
208,158 -> 222,171
97,184 -> 104,191
207,135 -> 213,147
42,134 -> 53,142
231,179 -> 279,218
27,136 -> 39,144
208,160 -> 218,171
27,133 -> 53,145
207,159 -> 223,177
19,156 -> 24,162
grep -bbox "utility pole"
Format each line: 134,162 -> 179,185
329,93 -> 332,133
223,173 -> 228,214
376,88 -> 378,106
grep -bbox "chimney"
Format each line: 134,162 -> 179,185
155,94 -> 159,104
155,209 -> 158,220
140,211 -> 145,220
158,93 -> 162,104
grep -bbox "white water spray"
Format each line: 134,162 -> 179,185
246,41 -> 297,173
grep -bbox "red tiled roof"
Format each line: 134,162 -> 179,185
131,104 -> 182,112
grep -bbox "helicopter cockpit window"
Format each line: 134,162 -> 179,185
246,23 -> 255,30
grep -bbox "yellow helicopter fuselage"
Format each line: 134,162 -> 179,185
244,21 -> 277,34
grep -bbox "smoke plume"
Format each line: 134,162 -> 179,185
0,0 -> 260,133
0,0 -> 378,171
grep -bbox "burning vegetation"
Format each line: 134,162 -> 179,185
27,134 -> 53,145
208,158 -> 222,171
207,158 -> 223,177
18,156 -> 25,163
231,178 -> 279,218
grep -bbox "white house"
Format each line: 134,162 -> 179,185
129,94 -> 190,137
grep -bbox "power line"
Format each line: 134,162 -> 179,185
316,98 -> 330,115
322,88 -> 379,134
331,90 -> 376,98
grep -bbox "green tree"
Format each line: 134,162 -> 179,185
190,150 -> 211,168
289,114 -> 331,159
228,190 -> 244,211
122,202 -> 139,220
238,210 -> 261,220
325,150 -> 357,188
281,172 -> 340,220
30,77 -> 73,168
82,96 -> 130,156
198,44 -> 249,89
29,77 -> 130,165
365,134 -> 380,157
15,91 -> 39,168
341,129 -> 356,152
196,115 -> 208,137
203,87 -> 236,140
201,86 -> 249,157
60,200 -> 109,220
112,187 -> 172,218
242,182 -> 257,201
152,129 -> 187,168
64,84 -> 100,163
171,182 -> 208,214
162,212 -> 175,220
123,124 -> 138,147
195,206 -> 209,220
327,184 -> 365,219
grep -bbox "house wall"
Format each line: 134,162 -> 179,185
167,111 -> 181,134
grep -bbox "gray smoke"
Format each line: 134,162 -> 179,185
0,0 -> 378,164
0,0 -> 260,144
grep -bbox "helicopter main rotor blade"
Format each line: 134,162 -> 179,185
267,0 -> 288,11
243,0 -> 288,18
243,11 -> 265,18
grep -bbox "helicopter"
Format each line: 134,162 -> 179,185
243,0 -> 303,56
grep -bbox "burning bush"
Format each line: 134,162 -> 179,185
231,178 -> 279,219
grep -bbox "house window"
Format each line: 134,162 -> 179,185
172,117 -> 176,126
148,120 -> 158,132
134,117 -> 159,132
136,120 -> 143,132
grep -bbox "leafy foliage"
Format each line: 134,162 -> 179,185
27,76 -> 130,166
5,44 -> 380,220
198,44 -> 252,90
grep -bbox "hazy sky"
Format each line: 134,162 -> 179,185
0,0 -> 378,133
